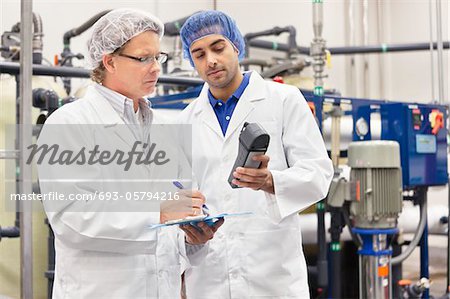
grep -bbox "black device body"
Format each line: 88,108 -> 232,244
228,122 -> 270,188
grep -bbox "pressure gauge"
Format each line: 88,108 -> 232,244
355,117 -> 369,138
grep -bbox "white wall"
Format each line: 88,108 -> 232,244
1,0 -> 448,102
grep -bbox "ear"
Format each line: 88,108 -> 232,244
102,54 -> 116,74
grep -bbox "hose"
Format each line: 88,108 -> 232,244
391,197 -> 427,265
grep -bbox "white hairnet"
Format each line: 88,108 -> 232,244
87,8 -> 164,68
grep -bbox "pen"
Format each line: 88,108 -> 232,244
172,181 -> 210,216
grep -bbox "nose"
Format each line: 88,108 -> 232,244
207,53 -> 218,68
148,60 -> 161,74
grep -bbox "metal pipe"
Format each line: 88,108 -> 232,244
260,59 -> 308,78
172,36 -> 183,67
420,220 -> 430,299
244,26 -> 298,59
435,0 -> 445,104
32,12 -> 43,64
0,62 -> 204,86
311,0 -> 326,88
313,0 -> 323,39
428,0 -> 436,102
346,0 -> 357,97
312,2 -> 327,295
376,0 -> 385,99
362,0 -> 369,98
20,1 -> 33,298
248,39 -> 450,55
330,106 -> 342,167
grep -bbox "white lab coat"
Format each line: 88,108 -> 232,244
178,72 -> 333,299
37,86 -> 191,299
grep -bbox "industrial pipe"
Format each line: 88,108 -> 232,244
0,62 -> 204,86
0,226 -> 20,240
248,39 -> 450,55
61,10 -> 111,93
32,12 -> 43,64
20,0 -> 34,297
244,26 -> 298,59
435,0 -> 445,104
62,10 -> 111,47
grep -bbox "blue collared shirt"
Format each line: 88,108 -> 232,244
208,72 -> 252,136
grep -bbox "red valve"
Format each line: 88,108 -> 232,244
430,109 -> 444,135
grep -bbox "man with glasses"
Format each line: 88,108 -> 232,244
37,8 -> 222,298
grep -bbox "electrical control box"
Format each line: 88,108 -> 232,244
380,103 -> 447,187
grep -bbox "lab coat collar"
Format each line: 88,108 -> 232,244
85,86 -> 137,148
193,71 -> 267,141
86,85 -> 126,125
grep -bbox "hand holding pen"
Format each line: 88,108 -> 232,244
159,181 -> 205,224
172,181 -> 224,245
173,181 -> 210,216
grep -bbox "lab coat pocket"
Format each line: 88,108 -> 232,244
242,227 -> 302,297
77,256 -> 151,299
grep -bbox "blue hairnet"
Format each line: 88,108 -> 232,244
180,10 -> 245,66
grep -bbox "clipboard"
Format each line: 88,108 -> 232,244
149,212 -> 252,229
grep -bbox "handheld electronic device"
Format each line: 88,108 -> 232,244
228,122 -> 270,188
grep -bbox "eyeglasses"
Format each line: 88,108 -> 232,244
118,52 -> 168,65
